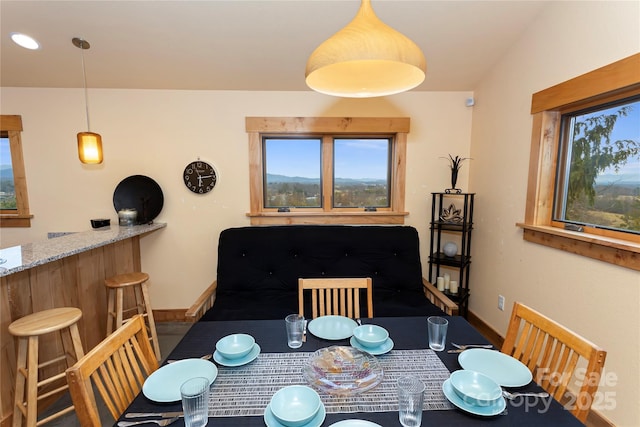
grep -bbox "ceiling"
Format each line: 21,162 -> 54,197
0,1 -> 547,92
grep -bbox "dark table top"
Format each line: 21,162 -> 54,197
116,316 -> 584,427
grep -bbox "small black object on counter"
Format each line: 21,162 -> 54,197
90,218 -> 111,229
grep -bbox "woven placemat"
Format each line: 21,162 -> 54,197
208,349 -> 453,417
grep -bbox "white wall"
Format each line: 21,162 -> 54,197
0,89 -> 473,309
469,1 -> 640,425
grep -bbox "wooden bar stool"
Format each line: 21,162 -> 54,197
105,272 -> 161,360
9,307 -> 85,427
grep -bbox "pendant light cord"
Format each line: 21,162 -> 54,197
80,41 -> 91,132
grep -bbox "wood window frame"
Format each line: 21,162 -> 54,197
517,54 -> 640,271
0,115 -> 32,227
245,117 -> 409,225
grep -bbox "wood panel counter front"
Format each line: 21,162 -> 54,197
0,223 -> 166,426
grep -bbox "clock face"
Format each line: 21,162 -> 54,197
183,161 -> 217,194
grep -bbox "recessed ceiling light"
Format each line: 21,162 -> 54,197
10,32 -> 40,50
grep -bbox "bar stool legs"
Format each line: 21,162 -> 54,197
9,307 -> 84,427
105,272 -> 161,360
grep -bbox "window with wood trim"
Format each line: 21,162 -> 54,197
0,115 -> 32,228
246,117 -> 409,225
518,54 -> 640,270
554,96 -> 639,235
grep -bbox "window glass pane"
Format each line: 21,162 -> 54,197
333,138 -> 390,208
555,97 -> 640,233
0,136 -> 16,210
263,138 -> 321,208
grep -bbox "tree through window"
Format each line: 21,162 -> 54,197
555,97 -> 640,234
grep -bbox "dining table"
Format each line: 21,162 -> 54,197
116,316 -> 584,427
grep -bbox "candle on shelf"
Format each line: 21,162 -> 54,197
449,280 -> 459,294
444,273 -> 450,290
436,276 -> 445,291
118,208 -> 138,226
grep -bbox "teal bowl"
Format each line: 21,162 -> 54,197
352,324 -> 389,348
450,370 -> 502,407
269,385 -> 321,427
215,333 -> 255,359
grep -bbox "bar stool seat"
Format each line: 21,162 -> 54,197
105,272 -> 161,360
9,307 -> 85,427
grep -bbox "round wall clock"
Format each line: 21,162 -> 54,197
183,160 -> 217,194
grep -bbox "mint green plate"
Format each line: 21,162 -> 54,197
308,315 -> 358,340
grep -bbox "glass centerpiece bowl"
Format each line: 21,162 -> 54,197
303,346 -> 383,395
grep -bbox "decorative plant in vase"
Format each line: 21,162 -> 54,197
442,154 -> 471,194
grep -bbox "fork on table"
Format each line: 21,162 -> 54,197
117,416 -> 179,427
451,342 -> 494,350
302,320 -> 308,342
502,390 -> 550,399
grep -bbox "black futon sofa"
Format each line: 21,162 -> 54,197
186,225 -> 457,322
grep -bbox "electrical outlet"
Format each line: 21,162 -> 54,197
498,295 -> 505,311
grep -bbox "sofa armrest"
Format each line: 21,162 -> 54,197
422,278 -> 459,316
185,280 -> 218,322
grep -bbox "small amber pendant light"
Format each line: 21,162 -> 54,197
73,37 -> 103,164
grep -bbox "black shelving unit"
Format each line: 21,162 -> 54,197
428,192 -> 475,317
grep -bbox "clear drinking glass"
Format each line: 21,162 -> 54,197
180,377 -> 210,427
397,376 -> 425,427
427,316 -> 448,351
285,314 -> 305,348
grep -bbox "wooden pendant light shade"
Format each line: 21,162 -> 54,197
305,0 -> 426,98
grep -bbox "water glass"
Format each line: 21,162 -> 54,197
427,316 -> 448,351
181,377 -> 210,427
285,314 -> 305,348
397,376 -> 425,427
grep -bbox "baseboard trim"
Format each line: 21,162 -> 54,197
466,310 -> 504,349
153,309 -> 188,322
466,310 -> 615,427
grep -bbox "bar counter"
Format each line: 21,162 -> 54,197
0,222 -> 166,277
0,223 -> 166,426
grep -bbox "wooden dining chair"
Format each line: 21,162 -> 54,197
501,302 -> 606,423
298,278 -> 373,319
65,315 -> 159,426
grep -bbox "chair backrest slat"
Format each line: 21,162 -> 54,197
529,329 -> 546,369
298,278 -> 373,319
312,291 -> 319,318
501,302 -> 606,423
66,315 -> 159,426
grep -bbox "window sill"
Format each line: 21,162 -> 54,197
0,214 -> 33,228
516,223 -> 640,271
247,211 -> 408,225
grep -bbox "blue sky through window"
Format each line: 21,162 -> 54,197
0,138 -> 11,167
265,139 -> 321,179
265,138 -> 389,180
335,139 -> 389,180
594,99 -> 640,184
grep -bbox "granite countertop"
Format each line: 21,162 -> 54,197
0,223 -> 166,277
